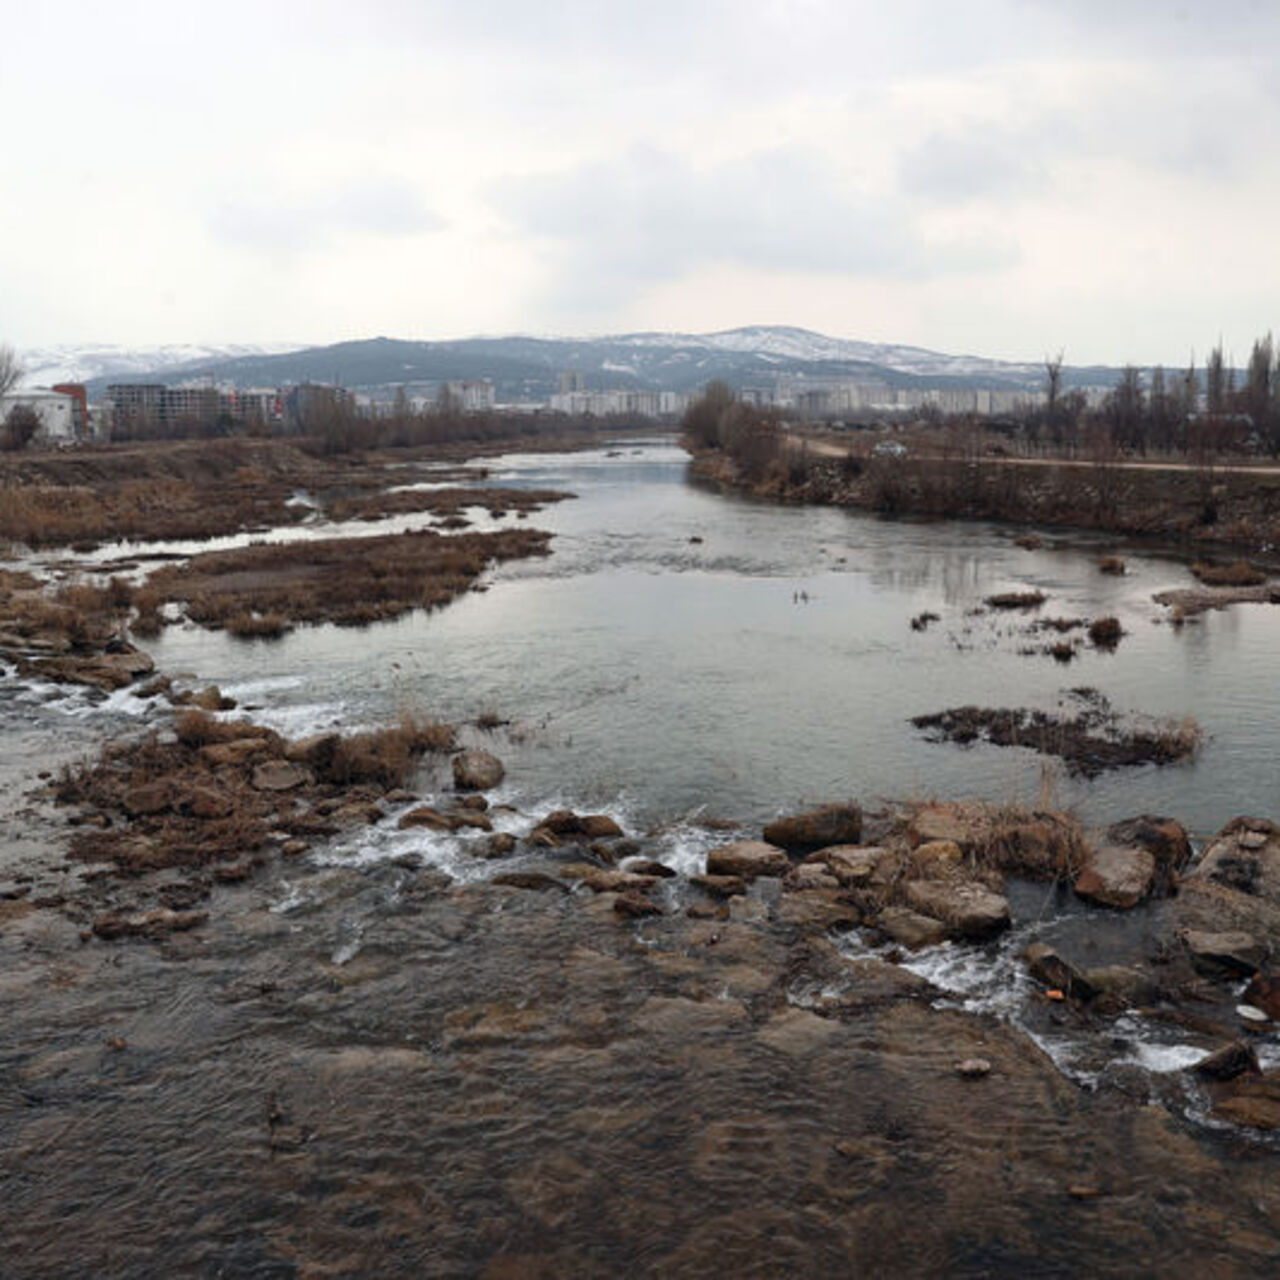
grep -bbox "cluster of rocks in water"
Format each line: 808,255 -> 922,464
31,697 -> 1280,1132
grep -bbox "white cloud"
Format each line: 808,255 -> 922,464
1,0 -> 1279,362
498,146 -> 1016,315
208,181 -> 446,255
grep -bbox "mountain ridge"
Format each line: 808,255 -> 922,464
17,327 -> 1124,401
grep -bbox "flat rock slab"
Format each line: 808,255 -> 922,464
1213,1074 -> 1280,1129
1183,929 -> 1268,977
1074,845 -> 1156,909
756,1008 -> 842,1056
632,996 -> 749,1037
878,906 -> 950,951
707,840 -> 790,880
904,880 -> 1011,940
251,760 -> 312,792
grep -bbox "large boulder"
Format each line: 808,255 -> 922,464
173,786 -> 234,820
1193,1041 -> 1261,1082
1024,943 -> 1098,1000
1074,845 -> 1156,909
1173,819 -> 1280,952
878,906 -> 949,950
533,810 -> 624,842
818,845 -> 895,889
707,840 -> 790,880
122,780 -> 171,817
763,803 -> 862,852
1106,815 -> 1192,891
452,749 -> 505,792
903,880 -> 1010,940
1182,929 -> 1267,978
284,732 -> 341,770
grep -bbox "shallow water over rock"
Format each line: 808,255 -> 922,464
6,861 -> 1280,1278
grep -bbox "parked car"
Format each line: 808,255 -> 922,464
872,440 -> 908,458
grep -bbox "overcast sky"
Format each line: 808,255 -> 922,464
3,0 -> 1279,364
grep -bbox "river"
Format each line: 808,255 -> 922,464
6,439 -> 1280,1276
121,439 -> 1280,842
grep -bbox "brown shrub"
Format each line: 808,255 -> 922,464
140,526 -> 552,633
985,590 -> 1047,610
225,611 -> 292,639
1191,560 -> 1267,587
174,709 -> 278,748
1088,616 -> 1123,648
323,716 -> 454,788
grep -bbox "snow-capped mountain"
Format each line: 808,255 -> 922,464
606,325 -> 1045,381
37,326 -> 1106,402
16,342 -> 302,388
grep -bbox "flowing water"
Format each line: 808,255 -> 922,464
122,440 -> 1280,838
7,440 -> 1280,1275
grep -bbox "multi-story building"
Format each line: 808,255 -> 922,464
0,389 -> 81,443
442,380 -> 496,413
548,388 -> 687,418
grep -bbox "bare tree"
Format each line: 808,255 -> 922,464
0,345 -> 22,398
1044,350 -> 1064,417
1,405 -> 39,451
1206,342 -> 1228,417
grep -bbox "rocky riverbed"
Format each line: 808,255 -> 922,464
8,669 -> 1280,1275
8,438 -> 1280,1274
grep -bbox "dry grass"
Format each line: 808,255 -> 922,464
1088,616 -> 1123,648
327,717 -> 456,788
1098,556 -> 1126,575
225,611 -> 292,639
139,526 -> 552,633
1191,560 -> 1267,587
324,487 -> 571,522
984,590 -> 1047,610
0,573 -> 134,653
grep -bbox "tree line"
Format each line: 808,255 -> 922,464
1031,334 -> 1280,458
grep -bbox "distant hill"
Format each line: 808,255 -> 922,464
23,327 -> 1133,401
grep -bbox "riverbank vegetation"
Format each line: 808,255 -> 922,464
132,526 -> 553,635
681,335 -> 1280,552
0,436 -> 579,550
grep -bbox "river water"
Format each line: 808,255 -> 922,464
9,440 -> 1280,1275
119,439 -> 1280,843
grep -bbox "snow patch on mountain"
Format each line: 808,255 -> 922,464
604,325 -> 1042,381
16,343 -> 302,388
